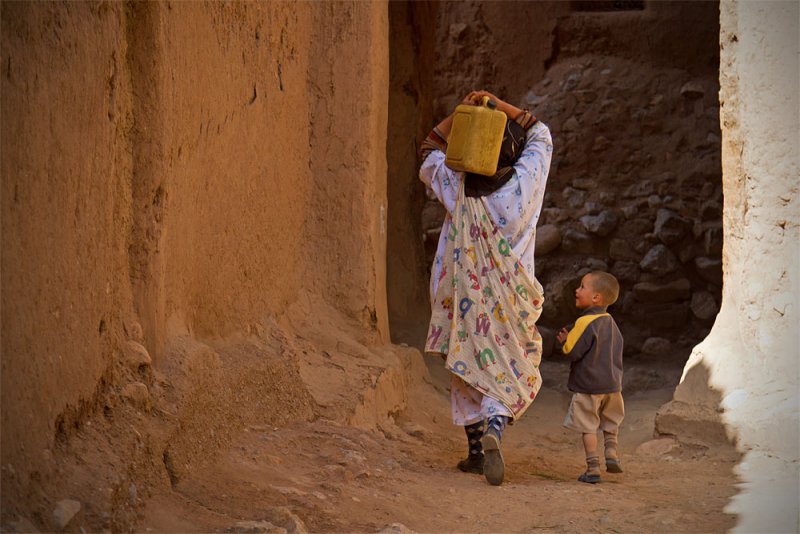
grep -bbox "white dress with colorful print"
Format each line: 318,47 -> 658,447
420,121 -> 553,424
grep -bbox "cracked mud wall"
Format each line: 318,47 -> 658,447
1,1 -> 390,520
660,1 -> 799,531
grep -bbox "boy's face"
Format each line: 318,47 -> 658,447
575,274 -> 601,310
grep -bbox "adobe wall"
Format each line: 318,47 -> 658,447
660,1 -> 799,531
1,0 -> 389,516
2,1 -> 134,501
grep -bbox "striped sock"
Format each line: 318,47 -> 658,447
604,432 -> 619,460
586,455 -> 600,476
487,415 -> 509,441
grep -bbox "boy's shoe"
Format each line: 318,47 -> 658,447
457,455 -> 484,474
480,428 -> 504,486
578,471 -> 601,484
605,458 -> 623,473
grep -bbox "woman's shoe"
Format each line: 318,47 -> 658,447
457,454 -> 484,474
480,428 -> 505,486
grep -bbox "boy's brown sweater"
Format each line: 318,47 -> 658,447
556,305 -> 624,394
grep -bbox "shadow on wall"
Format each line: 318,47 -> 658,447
655,360 -> 735,446
386,0 -> 437,348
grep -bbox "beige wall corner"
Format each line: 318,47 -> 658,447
663,1 -> 800,531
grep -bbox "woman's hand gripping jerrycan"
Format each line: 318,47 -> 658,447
445,96 -> 508,176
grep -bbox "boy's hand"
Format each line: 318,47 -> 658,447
556,327 -> 569,344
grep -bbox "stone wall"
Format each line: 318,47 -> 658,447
658,1 -> 799,531
416,2 -> 722,382
1,0 -> 389,520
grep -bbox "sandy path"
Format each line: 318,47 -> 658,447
140,359 -> 739,533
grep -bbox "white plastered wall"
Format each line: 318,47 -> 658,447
673,1 -> 799,531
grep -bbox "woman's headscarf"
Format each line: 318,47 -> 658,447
464,120 -> 527,198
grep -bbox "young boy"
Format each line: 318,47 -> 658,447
555,271 -> 624,484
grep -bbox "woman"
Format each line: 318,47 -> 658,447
419,90 -> 553,486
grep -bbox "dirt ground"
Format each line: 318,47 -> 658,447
139,358 -> 740,533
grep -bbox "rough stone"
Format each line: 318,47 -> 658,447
563,116 -> 579,132
53,499 -> 82,531
125,320 -> 144,342
235,520 -> 287,533
691,291 -> 718,320
540,275 -> 582,326
621,291 -> 637,314
424,186 -> 438,201
585,258 -> 608,272
580,210 -> 619,236
538,325 -> 556,359
642,337 -> 672,356
622,365 -> 679,392
621,205 -> 638,219
583,201 -> 603,215
378,523 -> 417,534
562,71 -> 582,92
599,192 -> 615,205
122,341 -> 152,372
680,80 -> 705,99
592,136 -> 611,152
654,209 -> 691,245
541,207 -> 569,223
609,238 -> 640,261
636,438 -> 678,456
271,506 -> 310,534
647,195 -> 662,208
611,261 -> 639,283
534,225 -> 560,257
675,239 -> 697,264
655,400 -> 728,446
694,256 -> 723,286
640,244 -> 680,276
562,186 -> 585,208
700,200 -> 722,221
8,517 -> 40,533
121,382 -> 152,411
561,229 -> 594,255
448,22 -> 468,41
525,90 -> 547,107
704,225 -> 723,256
421,202 -> 445,232
624,180 -> 655,198
571,177 -> 597,190
633,278 -> 691,303
639,302 -> 690,328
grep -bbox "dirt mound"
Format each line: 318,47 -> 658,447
2,297 -> 423,532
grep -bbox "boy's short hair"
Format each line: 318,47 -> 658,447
588,271 -> 620,306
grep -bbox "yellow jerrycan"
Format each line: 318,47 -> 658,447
445,96 -> 508,176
